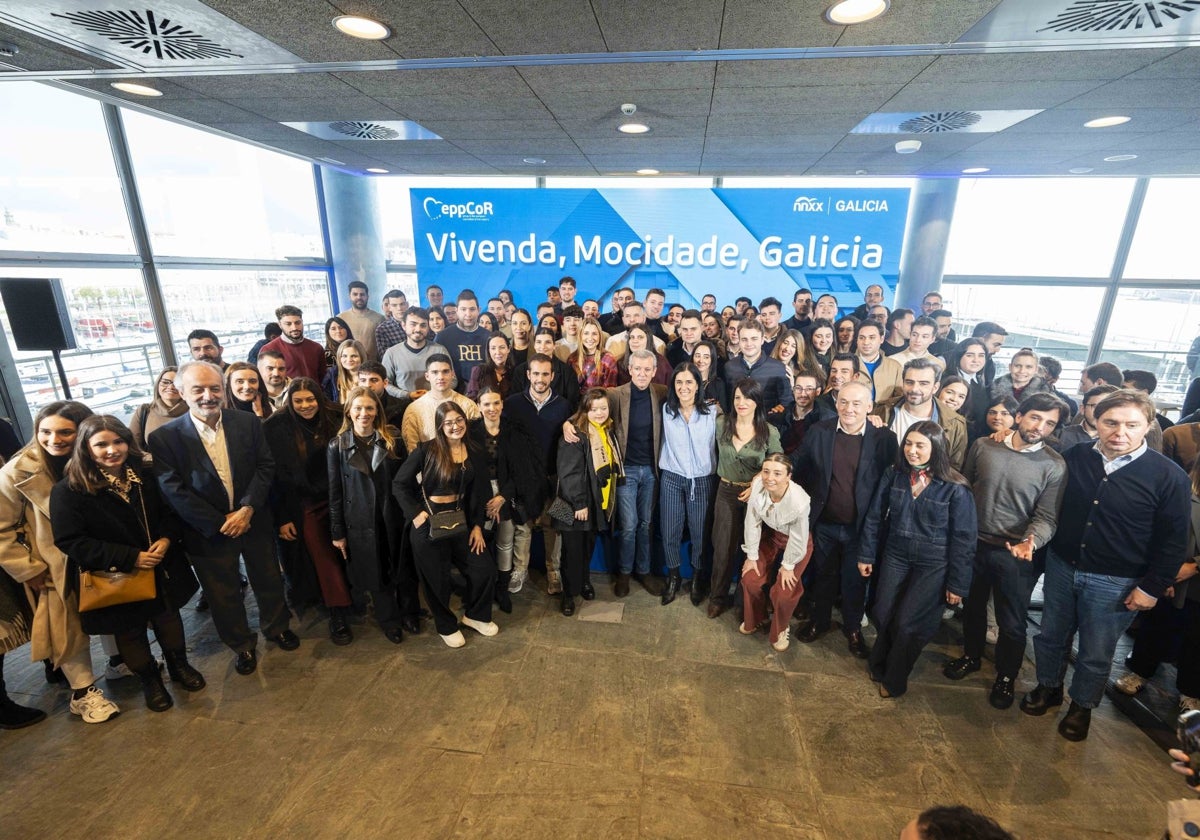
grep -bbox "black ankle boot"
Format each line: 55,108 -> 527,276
328,608 -> 353,646
137,667 -> 174,712
163,651 -> 206,691
690,577 -> 709,606
662,569 -> 682,606
495,571 -> 513,614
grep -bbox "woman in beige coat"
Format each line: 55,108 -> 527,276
0,402 -> 119,723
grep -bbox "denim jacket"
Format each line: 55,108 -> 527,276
858,468 -> 977,597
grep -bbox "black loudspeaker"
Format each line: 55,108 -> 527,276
0,278 -> 77,352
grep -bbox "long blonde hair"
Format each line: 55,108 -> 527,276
572,317 -> 607,377
338,386 -> 397,451
335,339 -> 367,403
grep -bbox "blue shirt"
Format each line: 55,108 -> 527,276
658,404 -> 717,478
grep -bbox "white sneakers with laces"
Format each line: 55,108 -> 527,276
772,627 -> 791,652
69,685 -> 120,723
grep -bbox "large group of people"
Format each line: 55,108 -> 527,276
0,276 -> 1189,753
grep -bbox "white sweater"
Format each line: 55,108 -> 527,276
741,476 -> 811,570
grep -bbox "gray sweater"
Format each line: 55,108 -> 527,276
963,435 -> 1067,549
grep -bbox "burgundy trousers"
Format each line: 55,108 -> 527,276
741,528 -> 814,644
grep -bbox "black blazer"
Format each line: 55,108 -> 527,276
50,467 -> 198,636
791,418 -> 898,533
148,410 -> 275,553
327,430 -> 406,591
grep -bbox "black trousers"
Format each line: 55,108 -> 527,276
808,521 -> 865,636
1129,598 -> 1200,697
114,606 -> 187,673
560,530 -> 597,597
191,524 -> 290,653
411,524 -> 496,636
962,541 -> 1043,679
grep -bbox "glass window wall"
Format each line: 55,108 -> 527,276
122,110 -> 324,260
1125,179 -> 1200,281
943,178 -> 1135,278
0,83 -> 135,254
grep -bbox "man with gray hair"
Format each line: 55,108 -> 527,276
149,360 -> 298,676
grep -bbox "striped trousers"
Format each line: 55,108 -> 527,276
659,470 -> 717,573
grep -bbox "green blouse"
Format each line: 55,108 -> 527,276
715,417 -> 782,483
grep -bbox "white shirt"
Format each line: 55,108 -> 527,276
1004,431 -> 1044,454
190,413 -> 234,509
1096,440 -> 1148,475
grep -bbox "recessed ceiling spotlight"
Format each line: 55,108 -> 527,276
332,15 -> 391,40
0,42 -> 19,58
1068,167 -> 1094,174
895,139 -> 922,154
618,103 -> 650,135
855,169 -> 869,175
522,157 -> 546,165
111,81 -> 162,97
365,167 -> 389,174
636,168 -> 660,175
962,167 -> 990,174
1084,116 -> 1131,128
1104,154 -> 1138,162
825,0 -> 890,25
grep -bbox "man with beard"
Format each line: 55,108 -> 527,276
336,280 -> 385,361
943,394 -> 1068,710
783,288 -> 813,332
873,357 -> 967,469
259,305 -> 326,382
150,361 -> 297,675
256,348 -> 290,411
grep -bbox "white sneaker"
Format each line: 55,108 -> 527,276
104,660 -> 134,680
462,617 -> 500,637
69,685 -> 120,723
1181,695 -> 1200,712
772,627 -> 791,652
440,631 -> 466,649
738,622 -> 756,635
1114,672 -> 1146,695
508,569 -> 526,593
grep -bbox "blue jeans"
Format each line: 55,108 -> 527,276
659,471 -> 716,572
616,464 -> 656,575
869,538 -> 952,697
1033,550 -> 1140,709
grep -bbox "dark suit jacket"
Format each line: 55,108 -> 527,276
149,410 -> 275,554
608,382 -> 667,474
792,418 -> 898,534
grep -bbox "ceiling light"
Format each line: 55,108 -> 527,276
111,81 -> 162,97
365,168 -> 388,174
636,168 -> 659,175
855,169 -> 869,175
894,139 -> 922,154
962,167 -> 990,174
1104,154 -> 1137,162
332,15 -> 391,40
1084,116 -> 1131,129
1068,167 -> 1094,174
522,157 -> 546,165
825,0 -> 890,25
618,103 -> 650,135
0,42 -> 18,58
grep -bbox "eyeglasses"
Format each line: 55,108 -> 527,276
442,418 -> 466,429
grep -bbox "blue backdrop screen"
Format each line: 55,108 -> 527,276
411,187 -> 910,308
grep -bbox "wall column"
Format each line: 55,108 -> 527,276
895,179 -> 959,313
317,167 -> 388,313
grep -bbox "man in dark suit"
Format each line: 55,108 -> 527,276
149,360 -> 298,676
792,381 -> 898,659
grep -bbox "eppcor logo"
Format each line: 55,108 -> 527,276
423,197 -> 494,221
792,196 -> 824,212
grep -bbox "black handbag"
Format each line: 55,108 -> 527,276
547,478 -> 578,529
421,462 -> 468,542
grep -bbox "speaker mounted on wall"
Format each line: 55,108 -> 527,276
0,278 -> 77,352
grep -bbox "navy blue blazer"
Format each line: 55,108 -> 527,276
791,418 -> 898,534
148,409 -> 275,552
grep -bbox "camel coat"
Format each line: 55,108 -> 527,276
0,447 -> 89,666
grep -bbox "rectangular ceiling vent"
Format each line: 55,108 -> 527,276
852,109 -> 1042,134
0,0 -> 301,68
282,120 -> 443,141
961,0 -> 1200,44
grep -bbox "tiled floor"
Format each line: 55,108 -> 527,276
0,577 -> 1184,839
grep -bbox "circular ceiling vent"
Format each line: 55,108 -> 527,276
50,9 -> 241,60
329,121 -> 402,140
898,111 -> 983,133
1040,1 -> 1200,33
